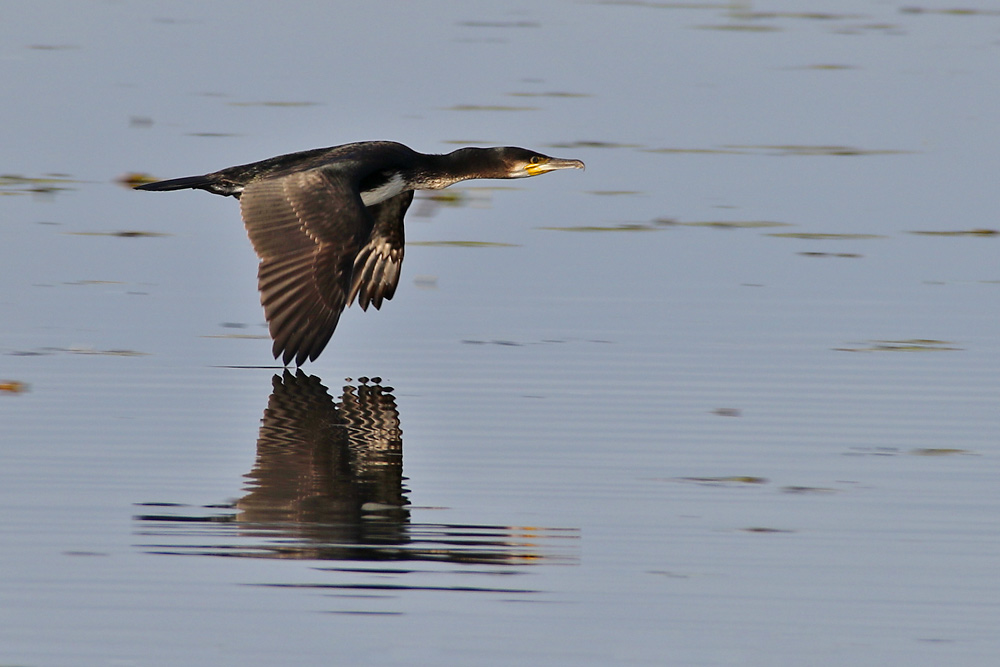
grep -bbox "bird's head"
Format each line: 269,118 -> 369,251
444,146 -> 585,181
495,147 -> 586,178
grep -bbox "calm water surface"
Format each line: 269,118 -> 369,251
2,1 -> 999,665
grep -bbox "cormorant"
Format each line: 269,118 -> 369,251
135,141 -> 584,365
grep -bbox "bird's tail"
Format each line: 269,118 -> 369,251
134,174 -> 213,191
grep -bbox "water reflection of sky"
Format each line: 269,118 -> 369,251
2,2 -> 1000,665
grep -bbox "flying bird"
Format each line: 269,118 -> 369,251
135,141 -> 584,365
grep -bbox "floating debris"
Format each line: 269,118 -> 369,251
27,43 -> 80,50
117,172 -> 159,188
411,190 -> 481,217
907,228 -> 998,237
421,191 -> 465,203
446,104 -> 538,112
680,220 -> 792,229
643,145 -> 911,157
741,527 -> 795,534
461,338 -> 584,347
64,347 -> 149,357
796,64 -> 859,70
900,7 -> 1000,16
844,446 -> 900,457
729,145 -> 912,156
646,570 -> 691,579
765,145 -> 907,156
832,23 -> 907,36
733,11 -> 865,20
64,230 -> 170,238
768,232 -> 885,240
642,147 -> 744,155
781,486 -> 838,494
911,448 -> 972,456
711,408 -> 742,417
835,339 -> 962,353
679,476 -> 768,485
539,223 -> 660,232
798,251 -> 863,258
0,380 -> 29,394
696,23 -> 783,32
0,173 -> 78,196
63,280 -> 125,286
548,140 -> 641,149
20,346 -> 149,357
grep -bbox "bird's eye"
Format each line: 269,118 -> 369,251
529,156 -> 542,164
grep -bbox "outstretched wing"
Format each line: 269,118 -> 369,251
240,170 -> 372,365
349,191 -> 412,311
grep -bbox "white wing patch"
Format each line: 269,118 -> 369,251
360,172 -> 407,206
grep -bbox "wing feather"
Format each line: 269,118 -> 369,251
240,170 -> 371,364
349,191 -> 412,311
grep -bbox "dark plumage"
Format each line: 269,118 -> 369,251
135,141 -> 584,365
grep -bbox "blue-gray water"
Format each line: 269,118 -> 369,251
2,1 -> 999,665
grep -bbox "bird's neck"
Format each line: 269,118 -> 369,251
405,149 -> 490,191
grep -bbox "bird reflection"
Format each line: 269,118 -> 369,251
236,371 -> 409,557
134,373 -> 578,565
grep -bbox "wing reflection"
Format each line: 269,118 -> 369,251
238,371 -> 408,534
134,372 -> 577,565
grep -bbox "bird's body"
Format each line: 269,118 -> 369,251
135,141 -> 584,365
